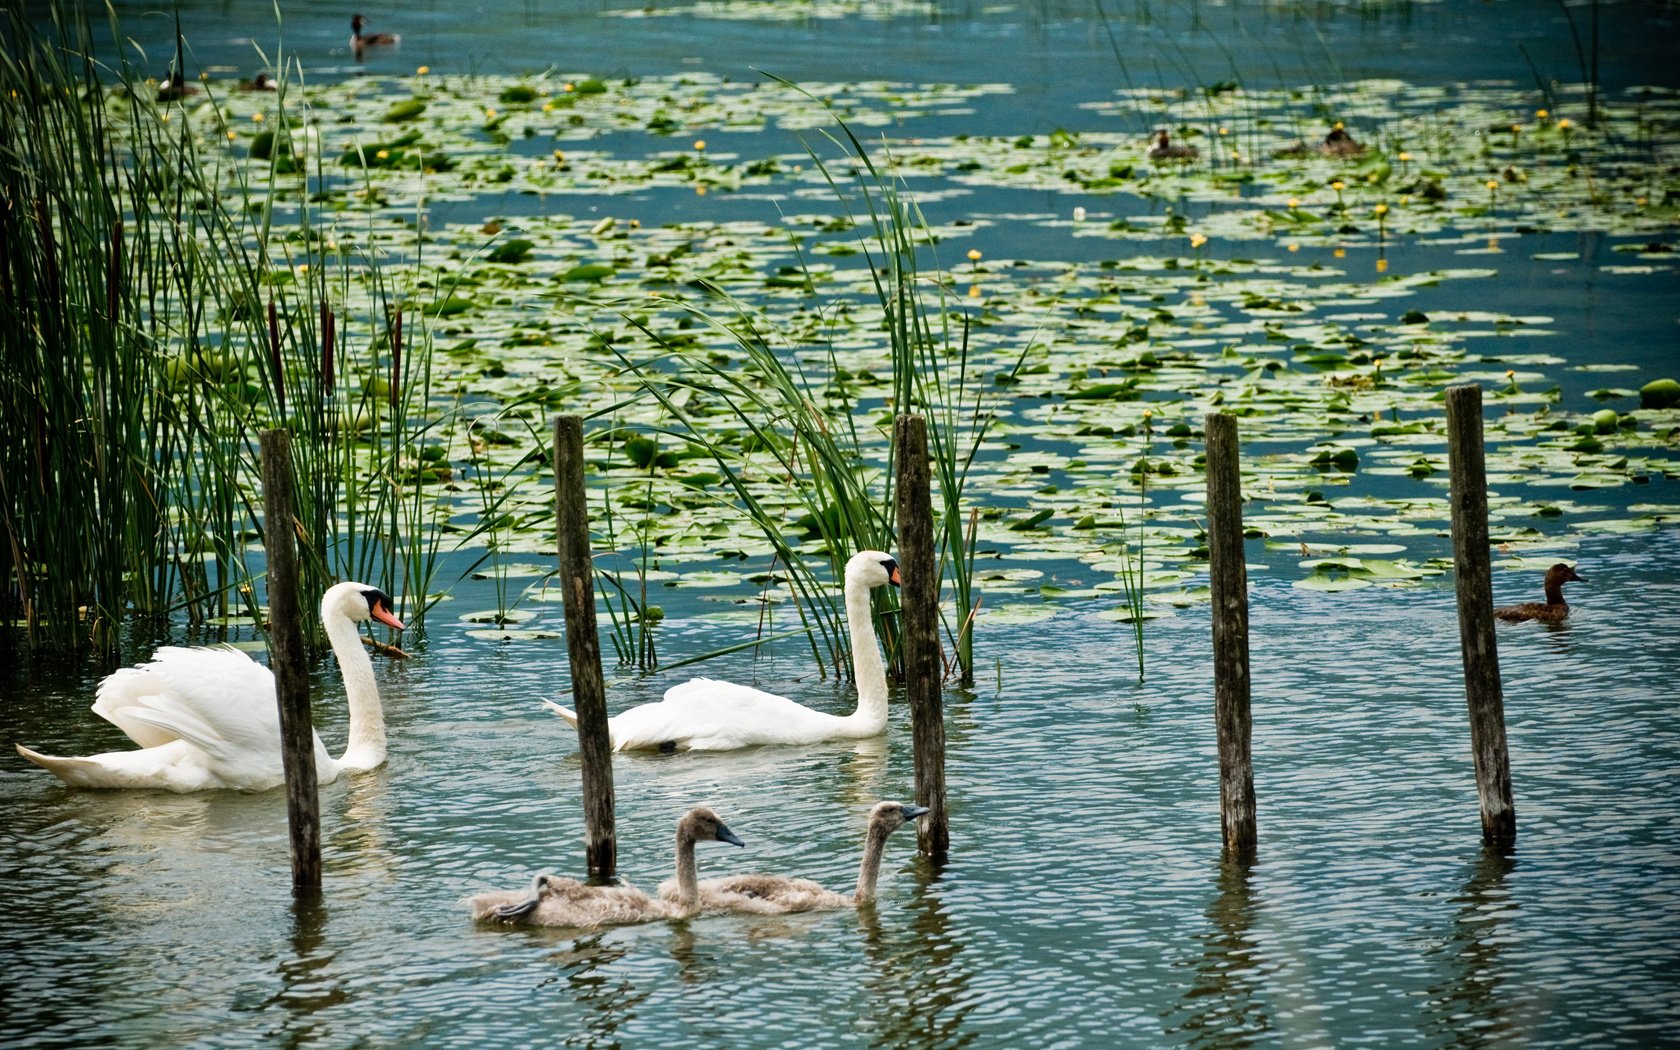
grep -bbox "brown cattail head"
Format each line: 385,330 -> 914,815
390,308 -> 403,409
267,299 -> 284,414
320,299 -> 334,396
107,221 -> 123,324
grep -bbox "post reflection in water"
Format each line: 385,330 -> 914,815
1164,852 -> 1272,1048
1422,848 -> 1536,1046
857,858 -> 977,1049
266,897 -> 344,1050
541,933 -> 644,1049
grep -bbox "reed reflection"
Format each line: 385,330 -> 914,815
1164,852 -> 1272,1048
1422,847 -> 1532,1046
858,857 -> 977,1049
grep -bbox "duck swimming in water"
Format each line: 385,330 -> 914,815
155,71 -> 198,103
350,15 -> 399,57
1146,129 -> 1198,162
1493,563 -> 1586,623
1320,126 -> 1365,156
1274,124 -> 1368,159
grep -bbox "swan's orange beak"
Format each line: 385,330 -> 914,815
371,600 -> 405,631
889,566 -> 902,588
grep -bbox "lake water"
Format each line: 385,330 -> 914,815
5,1 -> 1679,1047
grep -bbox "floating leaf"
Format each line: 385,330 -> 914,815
487,239 -> 536,264
1640,378 -> 1680,409
428,296 -> 475,316
465,628 -> 563,641
459,608 -> 538,624
383,98 -> 427,122
562,263 -> 616,283
1293,575 -> 1372,591
1066,381 -> 1138,401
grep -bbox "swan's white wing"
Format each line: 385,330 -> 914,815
92,661 -> 183,748
94,646 -> 283,772
608,677 -> 845,751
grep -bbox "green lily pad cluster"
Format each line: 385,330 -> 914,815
90,68 -> 1679,638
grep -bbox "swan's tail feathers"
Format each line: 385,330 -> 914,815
15,744 -> 124,789
542,699 -> 580,728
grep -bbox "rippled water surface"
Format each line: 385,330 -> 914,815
7,0 -> 1680,1046
5,529 -> 1678,1048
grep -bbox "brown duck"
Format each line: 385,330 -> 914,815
350,15 -> 399,57
1146,129 -> 1199,161
1493,563 -> 1585,623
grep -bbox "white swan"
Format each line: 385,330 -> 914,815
14,582 -> 404,792
468,806 -> 745,927
546,550 -> 901,751
660,800 -> 927,914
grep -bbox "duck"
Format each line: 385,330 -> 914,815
1493,563 -> 1585,623
239,72 -> 279,92
1273,124 -> 1368,159
468,807 -> 745,926
155,71 -> 199,103
1319,125 -> 1367,157
1146,129 -> 1198,162
350,15 -> 399,57
545,550 -> 901,751
659,800 -> 928,915
15,582 -> 404,791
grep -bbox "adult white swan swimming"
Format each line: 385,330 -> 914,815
15,582 -> 404,791
546,550 -> 901,751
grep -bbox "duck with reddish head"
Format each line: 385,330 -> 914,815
1493,563 -> 1586,623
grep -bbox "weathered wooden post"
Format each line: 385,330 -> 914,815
1444,384 -> 1516,850
260,429 -> 322,896
554,415 -> 616,877
894,414 -> 949,859
1204,413 -> 1257,857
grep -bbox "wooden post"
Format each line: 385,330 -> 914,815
1445,384 -> 1516,850
1204,413 -> 1257,857
894,414 -> 949,859
260,429 -> 321,896
554,415 -> 616,877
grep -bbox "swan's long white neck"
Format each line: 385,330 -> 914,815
323,602 -> 385,771
841,569 -> 889,735
854,815 -> 893,902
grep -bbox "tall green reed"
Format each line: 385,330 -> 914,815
789,86 -> 1030,686
1,1 -> 452,653
611,304 -> 897,678
609,89 -> 1025,686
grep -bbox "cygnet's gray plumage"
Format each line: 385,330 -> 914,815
468,807 -> 743,927
659,800 -> 927,914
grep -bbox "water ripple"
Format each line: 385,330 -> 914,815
3,533 -> 1679,1046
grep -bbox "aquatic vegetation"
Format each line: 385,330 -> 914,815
5,0 -> 1677,664
0,5 -> 457,651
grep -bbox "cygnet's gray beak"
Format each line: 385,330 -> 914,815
715,823 -> 746,848
901,805 -> 931,821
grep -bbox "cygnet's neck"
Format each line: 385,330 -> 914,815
841,570 -> 889,735
670,825 -> 701,910
324,608 -> 386,770
853,816 -> 894,902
